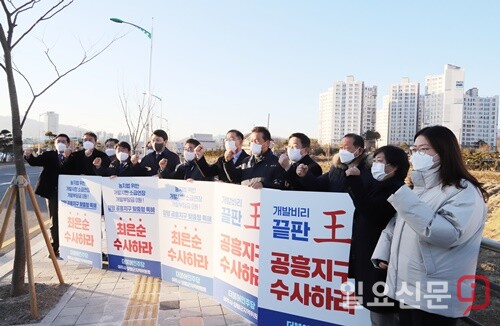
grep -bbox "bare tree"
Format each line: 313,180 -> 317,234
0,0 -> 121,296
119,89 -> 159,153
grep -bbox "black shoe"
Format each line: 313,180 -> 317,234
48,250 -> 60,259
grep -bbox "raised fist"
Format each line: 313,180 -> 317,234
296,164 -> 309,177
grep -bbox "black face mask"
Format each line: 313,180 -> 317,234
154,143 -> 164,152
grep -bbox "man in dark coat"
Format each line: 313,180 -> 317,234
223,126 -> 284,189
139,129 -> 180,176
61,131 -> 111,176
24,133 -> 72,256
278,132 -> 322,190
194,129 -> 249,183
160,138 -> 207,180
94,141 -> 148,177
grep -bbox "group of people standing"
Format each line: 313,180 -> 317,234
24,124 -> 487,326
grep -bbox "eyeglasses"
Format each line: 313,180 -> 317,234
409,145 -> 433,155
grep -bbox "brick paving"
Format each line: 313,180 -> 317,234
0,233 -> 255,326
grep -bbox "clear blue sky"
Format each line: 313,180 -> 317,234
1,0 -> 499,141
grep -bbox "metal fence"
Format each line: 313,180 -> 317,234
461,237 -> 500,326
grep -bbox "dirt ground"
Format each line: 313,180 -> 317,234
0,283 -> 70,325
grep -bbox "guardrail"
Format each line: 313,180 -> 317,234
461,237 -> 499,326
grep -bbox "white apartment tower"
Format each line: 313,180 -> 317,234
377,78 -> 419,146
318,76 -> 374,146
362,86 -> 377,135
462,88 -> 499,148
42,111 -> 59,135
423,64 -> 465,142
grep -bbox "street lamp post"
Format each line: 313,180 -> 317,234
110,17 -> 154,153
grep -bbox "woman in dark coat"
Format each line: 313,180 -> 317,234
345,145 -> 410,326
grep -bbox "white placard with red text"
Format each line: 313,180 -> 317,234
258,189 -> 370,326
212,183 -> 261,325
101,177 -> 161,277
58,175 -> 102,268
158,179 -> 214,294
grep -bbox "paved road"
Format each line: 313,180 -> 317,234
0,163 -> 49,256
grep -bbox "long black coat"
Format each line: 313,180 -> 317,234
347,175 -> 403,312
24,150 -> 64,198
61,149 -> 110,176
299,153 -> 397,311
195,150 -> 249,183
140,148 -> 180,176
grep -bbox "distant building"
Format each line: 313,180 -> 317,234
362,86 -> 377,135
423,64 -> 465,143
96,131 -> 114,143
42,111 -> 59,135
318,76 -> 376,146
191,133 -> 217,150
462,88 -> 499,148
377,78 -> 419,146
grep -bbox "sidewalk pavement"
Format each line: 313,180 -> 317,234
0,233 -> 255,326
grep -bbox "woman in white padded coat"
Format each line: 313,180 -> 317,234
371,125 -> 488,326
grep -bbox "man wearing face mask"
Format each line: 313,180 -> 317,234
62,131 -> 111,176
140,129 -> 180,176
193,129 -> 249,183
223,126 -> 285,189
104,138 -> 119,162
278,132 -> 322,191
296,133 -> 370,192
24,133 -> 72,257
159,138 -> 207,180
94,141 -> 147,177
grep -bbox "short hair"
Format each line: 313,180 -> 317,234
289,132 -> 311,148
373,145 -> 410,182
343,133 -> 364,148
83,131 -> 97,142
185,138 -> 200,147
115,141 -> 131,152
152,129 -> 168,141
251,126 -> 271,141
55,133 -> 70,143
226,129 -> 244,141
105,138 -> 119,145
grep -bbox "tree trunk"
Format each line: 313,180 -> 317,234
4,45 -> 28,296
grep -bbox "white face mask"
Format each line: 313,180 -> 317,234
82,141 -> 94,150
287,148 -> 302,162
184,150 -> 196,162
371,162 -> 388,181
118,152 -> 129,162
250,142 -> 262,156
339,149 -> 356,164
105,148 -> 115,156
410,152 -> 437,171
55,143 -> 66,153
225,140 -> 237,152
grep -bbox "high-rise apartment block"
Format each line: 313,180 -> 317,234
42,111 -> 59,135
318,76 -> 377,146
377,78 -> 419,146
422,64 -> 465,142
320,65 -> 498,149
462,88 -> 499,148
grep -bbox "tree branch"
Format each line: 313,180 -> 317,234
20,34 -> 125,128
12,0 -> 73,49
